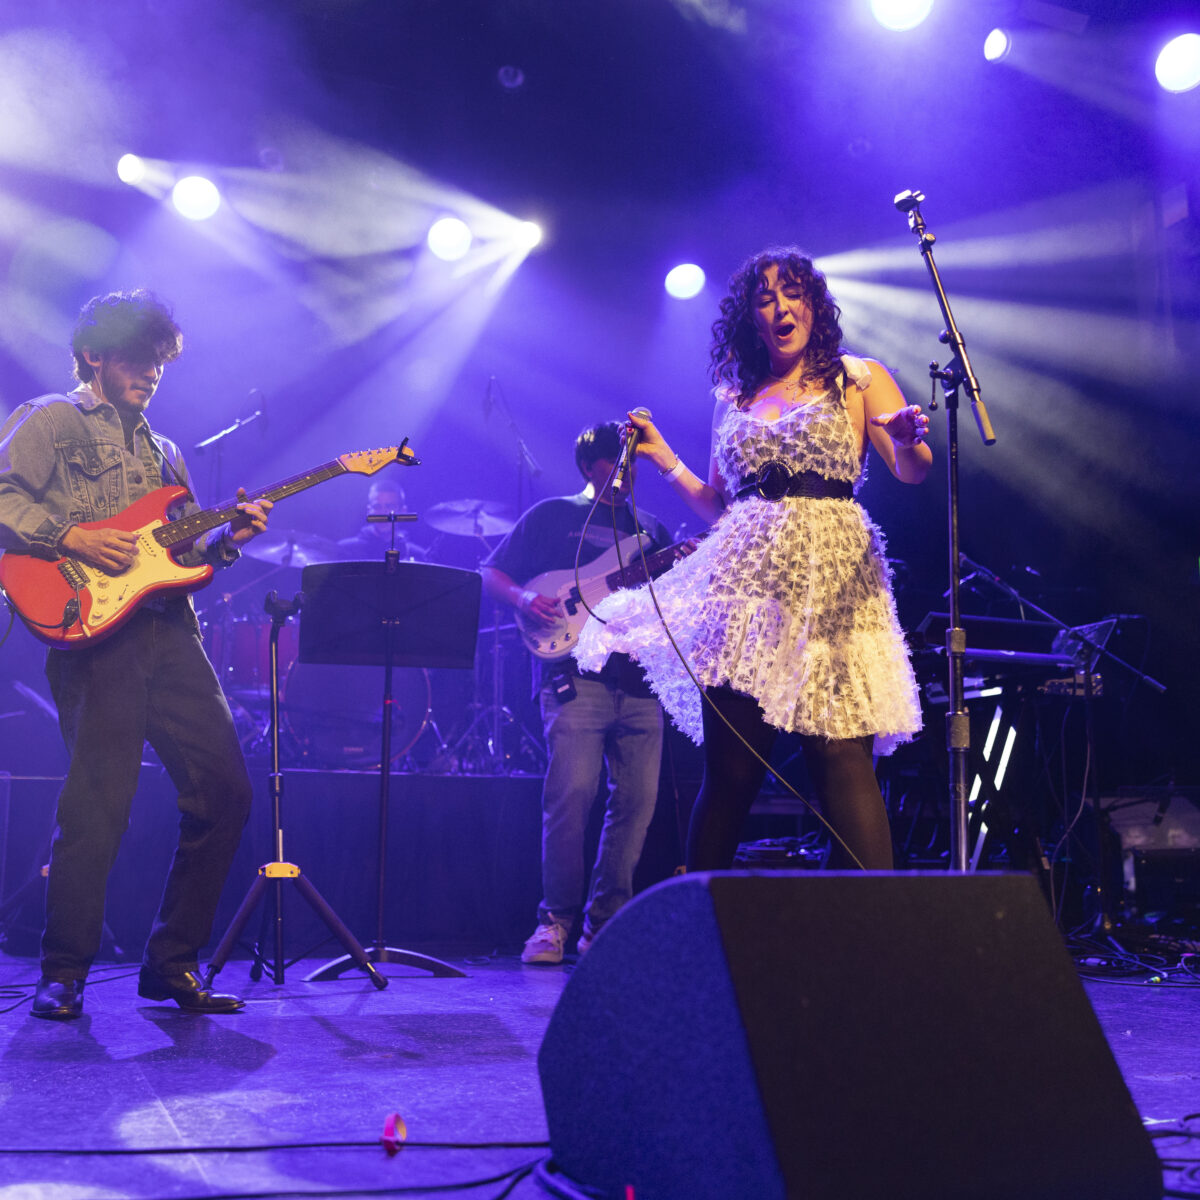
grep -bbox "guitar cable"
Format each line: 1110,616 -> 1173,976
572,427 -> 867,872
0,578 -> 86,634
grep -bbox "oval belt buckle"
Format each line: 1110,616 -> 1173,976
755,460 -> 792,501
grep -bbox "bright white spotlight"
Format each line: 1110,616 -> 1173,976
171,175 -> 221,220
665,263 -> 706,300
116,153 -> 145,185
870,0 -> 934,32
516,220 -> 543,249
983,28 -> 1011,62
1155,32 -> 1200,93
427,216 -> 473,261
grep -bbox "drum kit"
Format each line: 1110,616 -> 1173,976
198,498 -> 546,775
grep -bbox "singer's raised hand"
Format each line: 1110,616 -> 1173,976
626,409 -> 674,472
869,404 -> 930,448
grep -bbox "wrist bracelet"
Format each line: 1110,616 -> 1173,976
660,458 -> 686,482
520,589 -> 538,611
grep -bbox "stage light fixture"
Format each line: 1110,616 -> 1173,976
984,28 -> 1011,62
116,153 -> 146,185
869,0 -> 934,32
664,263 -> 706,299
171,175 -> 221,220
1155,32 -> 1200,93
427,216 -> 473,261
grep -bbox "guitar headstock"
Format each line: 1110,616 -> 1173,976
339,444 -> 420,475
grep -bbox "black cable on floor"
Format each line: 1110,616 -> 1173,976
111,1156 -> 547,1200
531,1158 -> 609,1199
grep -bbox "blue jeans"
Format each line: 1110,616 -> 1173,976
41,603 -> 252,980
537,676 -> 663,935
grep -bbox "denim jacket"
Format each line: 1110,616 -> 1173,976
0,387 -> 238,571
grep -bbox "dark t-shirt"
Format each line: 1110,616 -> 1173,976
483,492 -> 670,695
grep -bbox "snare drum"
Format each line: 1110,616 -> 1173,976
282,662 -> 431,769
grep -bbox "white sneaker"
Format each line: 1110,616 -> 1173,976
576,924 -> 598,955
521,920 -> 568,964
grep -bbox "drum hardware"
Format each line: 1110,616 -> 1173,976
449,614 -> 546,776
296,557 -> 482,982
203,590 -> 387,992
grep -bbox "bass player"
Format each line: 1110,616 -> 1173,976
481,421 -> 671,965
0,289 -> 272,1019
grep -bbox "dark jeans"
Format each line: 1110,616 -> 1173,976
42,603 -> 252,980
537,677 -> 663,935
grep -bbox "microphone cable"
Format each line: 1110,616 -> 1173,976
574,410 -> 867,872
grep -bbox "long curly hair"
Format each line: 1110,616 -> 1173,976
709,248 -> 844,406
71,289 -> 183,382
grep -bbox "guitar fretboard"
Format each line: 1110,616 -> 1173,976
604,544 -> 681,592
153,459 -> 350,549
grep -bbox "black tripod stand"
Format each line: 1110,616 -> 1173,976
295,558 -> 482,981
203,591 -> 386,990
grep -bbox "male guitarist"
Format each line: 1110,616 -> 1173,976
0,289 -> 273,1020
481,421 -> 669,965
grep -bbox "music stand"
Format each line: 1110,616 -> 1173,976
299,558 -> 481,981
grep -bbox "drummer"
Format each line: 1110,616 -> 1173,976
338,478 -> 428,562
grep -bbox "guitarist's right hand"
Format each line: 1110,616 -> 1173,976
521,591 -> 562,628
60,525 -> 139,573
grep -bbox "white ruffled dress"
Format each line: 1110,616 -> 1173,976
573,356 -> 922,753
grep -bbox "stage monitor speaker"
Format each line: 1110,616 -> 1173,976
537,872 -> 1160,1200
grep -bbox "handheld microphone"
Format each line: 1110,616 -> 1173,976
612,407 -> 651,493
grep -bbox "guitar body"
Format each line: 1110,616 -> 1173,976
0,486 -> 213,647
515,534 -> 694,661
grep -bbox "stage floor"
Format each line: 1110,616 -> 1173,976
0,945 -> 1195,1198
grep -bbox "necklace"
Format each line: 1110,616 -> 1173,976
764,371 -> 811,401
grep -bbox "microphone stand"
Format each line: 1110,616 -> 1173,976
193,398 -> 267,524
193,407 -> 267,455
485,375 -> 542,518
895,189 -> 996,873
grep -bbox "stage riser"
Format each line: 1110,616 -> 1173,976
0,772 -> 544,957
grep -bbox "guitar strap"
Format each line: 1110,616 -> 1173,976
135,417 -> 194,501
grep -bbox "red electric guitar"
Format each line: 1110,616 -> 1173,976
0,445 -> 415,647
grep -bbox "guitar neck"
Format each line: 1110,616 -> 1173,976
156,459 -> 352,548
601,542 -> 682,592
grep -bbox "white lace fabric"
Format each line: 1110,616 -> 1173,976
573,357 -> 922,753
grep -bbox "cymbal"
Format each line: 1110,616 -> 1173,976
425,499 -> 515,538
241,529 -> 342,567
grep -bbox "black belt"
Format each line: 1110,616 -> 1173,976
734,461 -> 854,502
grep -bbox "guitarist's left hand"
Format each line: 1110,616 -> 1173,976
227,488 -> 274,545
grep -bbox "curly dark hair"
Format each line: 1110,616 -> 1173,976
71,289 -> 183,382
574,420 -> 623,477
709,248 -> 844,406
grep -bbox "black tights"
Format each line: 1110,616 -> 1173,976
685,685 -> 895,873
